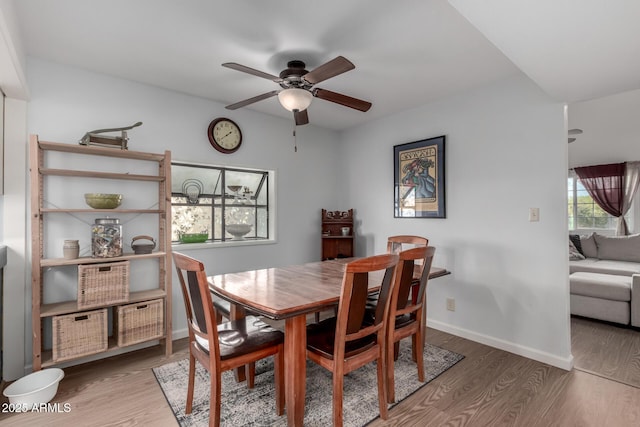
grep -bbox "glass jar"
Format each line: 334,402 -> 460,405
92,218 -> 122,258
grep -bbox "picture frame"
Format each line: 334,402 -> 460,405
393,135 -> 446,218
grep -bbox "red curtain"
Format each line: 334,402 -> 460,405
574,163 -> 625,217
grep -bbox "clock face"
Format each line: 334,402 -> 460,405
208,118 -> 242,153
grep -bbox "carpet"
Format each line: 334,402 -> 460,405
153,341 -> 463,427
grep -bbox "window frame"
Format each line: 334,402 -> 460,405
568,170 -> 632,233
171,161 -> 276,246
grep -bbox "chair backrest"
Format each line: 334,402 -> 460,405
390,246 -> 436,317
386,235 -> 428,275
334,253 -> 399,355
173,251 -> 220,360
386,235 -> 429,254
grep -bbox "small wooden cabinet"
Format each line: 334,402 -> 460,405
321,209 -> 355,260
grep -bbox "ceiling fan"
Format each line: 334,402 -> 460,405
222,56 -> 372,125
568,128 -> 583,143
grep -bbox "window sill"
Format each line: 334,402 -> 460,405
171,239 -> 276,250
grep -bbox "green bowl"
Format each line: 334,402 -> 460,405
84,193 -> 122,209
179,233 -> 209,243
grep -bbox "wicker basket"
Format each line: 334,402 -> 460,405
78,261 -> 129,309
116,299 -> 164,347
53,308 -> 108,362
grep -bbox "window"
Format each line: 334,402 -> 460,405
171,162 -> 273,243
568,172 -> 632,231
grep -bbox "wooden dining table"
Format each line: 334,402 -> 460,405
208,258 -> 449,426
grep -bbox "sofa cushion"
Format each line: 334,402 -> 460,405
569,258 -> 599,274
580,233 -> 598,258
594,233 -> 640,263
569,259 -> 640,276
570,272 -> 632,301
570,294 -> 630,325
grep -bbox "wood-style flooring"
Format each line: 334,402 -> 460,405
3,327 -> 640,426
571,315 -> 640,388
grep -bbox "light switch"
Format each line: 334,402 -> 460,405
529,207 -> 540,222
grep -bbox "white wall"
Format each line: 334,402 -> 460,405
3,97 -> 27,379
18,58 -> 343,373
0,0 -> 30,381
341,75 -> 572,368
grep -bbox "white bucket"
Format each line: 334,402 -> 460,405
3,368 -> 65,405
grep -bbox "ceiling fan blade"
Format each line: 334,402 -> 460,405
225,90 -> 279,110
294,109 -> 309,126
222,62 -> 282,82
304,56 -> 355,85
314,88 -> 372,112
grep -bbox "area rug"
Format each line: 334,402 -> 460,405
153,341 -> 463,427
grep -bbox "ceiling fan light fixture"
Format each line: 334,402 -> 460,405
278,88 -> 313,112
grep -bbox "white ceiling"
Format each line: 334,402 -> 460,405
568,88 -> 640,168
9,0 -> 640,131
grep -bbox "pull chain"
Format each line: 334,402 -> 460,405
293,125 -> 297,153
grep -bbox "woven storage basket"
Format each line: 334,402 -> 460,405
53,308 -> 108,362
116,299 -> 164,347
78,261 -> 129,309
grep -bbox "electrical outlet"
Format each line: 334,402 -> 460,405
446,298 -> 455,311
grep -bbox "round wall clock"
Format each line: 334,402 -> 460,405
207,118 -> 242,153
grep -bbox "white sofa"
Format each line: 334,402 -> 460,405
569,233 -> 640,326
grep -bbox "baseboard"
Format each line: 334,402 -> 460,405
428,319 -> 574,371
172,328 -> 188,341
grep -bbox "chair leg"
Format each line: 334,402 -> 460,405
210,370 -> 222,427
274,345 -> 285,416
393,341 -> 400,361
386,337 -> 396,404
377,351 -> 389,419
333,371 -> 345,427
415,329 -> 425,382
186,353 -> 196,414
412,313 -> 426,362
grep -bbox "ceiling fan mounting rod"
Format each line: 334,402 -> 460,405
279,78 -> 313,91
279,60 -> 314,91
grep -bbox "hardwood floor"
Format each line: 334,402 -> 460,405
3,328 -> 640,426
571,315 -> 640,388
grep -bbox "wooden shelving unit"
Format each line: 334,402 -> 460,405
321,209 -> 355,260
30,136 -> 173,370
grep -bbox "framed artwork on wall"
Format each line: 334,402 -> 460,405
393,135 -> 446,218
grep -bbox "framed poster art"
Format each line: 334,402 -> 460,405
393,135 -> 446,218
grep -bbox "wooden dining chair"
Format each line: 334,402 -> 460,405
172,252 -> 285,427
306,253 -> 399,427
387,235 -> 429,276
366,235 -> 428,314
383,246 -> 435,403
